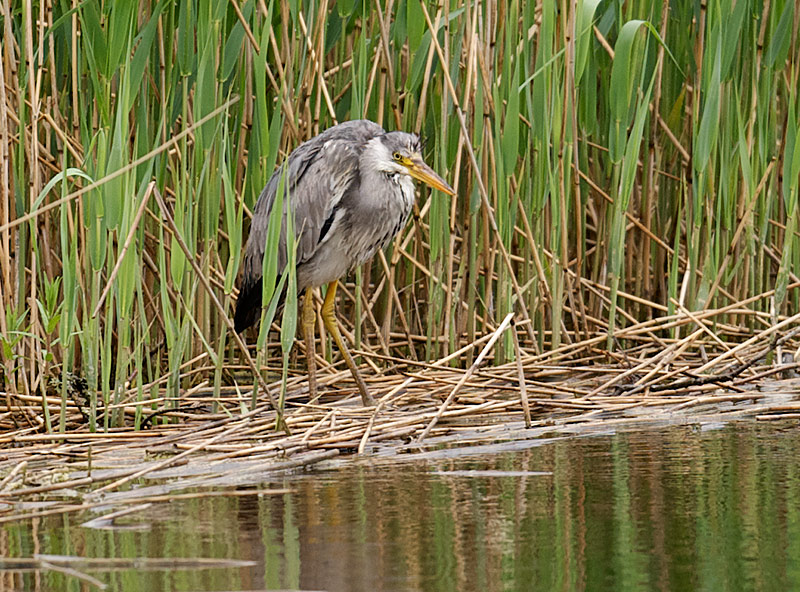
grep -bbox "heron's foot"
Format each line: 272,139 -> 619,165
330,324 -> 375,406
350,365 -> 376,407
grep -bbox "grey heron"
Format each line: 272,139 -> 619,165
234,120 -> 455,406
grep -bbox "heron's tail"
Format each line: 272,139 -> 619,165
234,277 -> 263,333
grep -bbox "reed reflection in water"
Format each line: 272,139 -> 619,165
3,423 -> 800,591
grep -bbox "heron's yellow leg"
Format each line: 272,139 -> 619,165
303,287 -> 319,402
321,280 -> 375,406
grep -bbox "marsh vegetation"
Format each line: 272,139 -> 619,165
1,0 -> 799,431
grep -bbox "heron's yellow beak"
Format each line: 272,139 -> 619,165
404,157 -> 456,196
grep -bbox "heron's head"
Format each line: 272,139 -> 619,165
376,132 -> 456,196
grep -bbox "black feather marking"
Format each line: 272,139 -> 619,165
234,274 -> 287,333
234,276 -> 263,333
318,201 -> 342,246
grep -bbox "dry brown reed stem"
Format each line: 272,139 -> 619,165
357,398 -> 385,454
0,460 -> 27,492
297,12 -> 337,125
694,310 -> 800,375
376,250 -> 418,357
757,413 -> 800,420
672,300 -> 738,355
734,363 -> 800,384
230,0 -> 259,53
418,312 -> 515,441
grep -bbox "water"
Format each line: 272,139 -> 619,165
3,421 -> 800,591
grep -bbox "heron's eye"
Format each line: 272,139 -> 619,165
392,151 -> 403,161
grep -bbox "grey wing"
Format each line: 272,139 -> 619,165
291,139 -> 364,268
240,120 -> 384,298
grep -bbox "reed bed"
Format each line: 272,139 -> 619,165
1,0 -> 800,452
1,299 -> 799,523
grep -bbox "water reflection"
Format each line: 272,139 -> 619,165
3,423 -> 800,591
